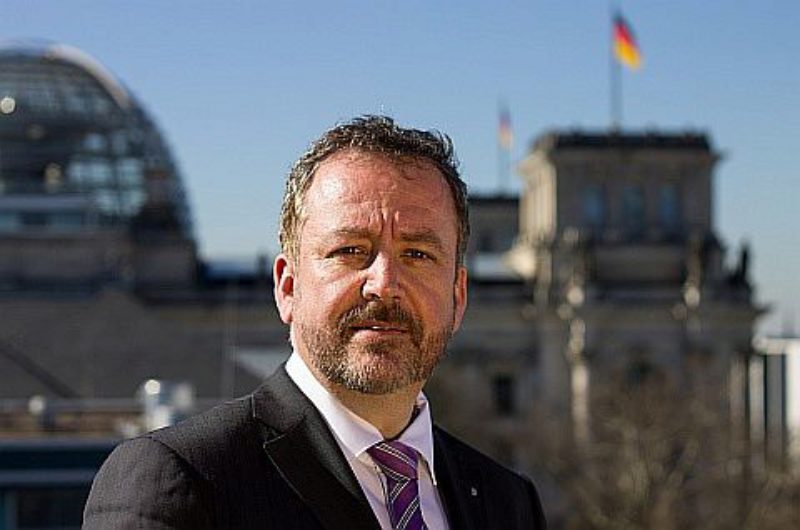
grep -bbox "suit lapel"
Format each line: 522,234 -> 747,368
434,428 -> 486,530
253,367 -> 379,530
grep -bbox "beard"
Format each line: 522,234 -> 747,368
297,300 -> 452,395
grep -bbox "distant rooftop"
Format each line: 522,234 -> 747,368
469,193 -> 518,205
533,129 -> 712,152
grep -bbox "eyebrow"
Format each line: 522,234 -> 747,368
328,228 -> 373,240
398,230 -> 446,255
327,227 -> 446,255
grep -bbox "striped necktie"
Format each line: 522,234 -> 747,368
367,440 -> 428,530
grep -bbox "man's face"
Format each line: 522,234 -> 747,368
274,151 -> 467,395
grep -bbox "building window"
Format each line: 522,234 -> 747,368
627,359 -> 655,386
625,349 -> 665,388
0,211 -> 20,232
492,375 -> 516,416
117,158 -> 144,186
659,183 -> 681,236
583,184 -> 606,231
83,132 -> 107,153
478,232 -> 494,252
622,184 -> 645,239
16,487 -> 89,530
50,212 -> 86,231
20,211 -> 48,228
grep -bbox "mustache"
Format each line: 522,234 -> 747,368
337,301 -> 420,335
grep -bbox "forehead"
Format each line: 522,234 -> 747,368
303,152 -> 456,223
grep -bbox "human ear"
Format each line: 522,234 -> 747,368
273,253 -> 295,324
452,266 -> 468,332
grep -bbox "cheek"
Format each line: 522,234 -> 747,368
415,285 -> 455,320
297,276 -> 360,318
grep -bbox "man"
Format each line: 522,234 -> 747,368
84,116 -> 546,529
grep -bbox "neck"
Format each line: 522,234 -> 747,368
297,350 -> 422,438
328,384 -> 422,439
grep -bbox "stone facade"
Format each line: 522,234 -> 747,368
428,130 -> 763,475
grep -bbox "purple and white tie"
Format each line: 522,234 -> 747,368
367,440 -> 428,530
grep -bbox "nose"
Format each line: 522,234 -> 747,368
362,251 -> 401,301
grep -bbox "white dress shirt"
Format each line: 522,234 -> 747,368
286,352 -> 450,530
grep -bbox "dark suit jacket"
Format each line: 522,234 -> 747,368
83,367 -> 546,529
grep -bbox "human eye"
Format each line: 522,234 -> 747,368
327,246 -> 368,258
403,248 -> 434,261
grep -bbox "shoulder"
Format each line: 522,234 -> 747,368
434,427 -> 547,529
84,396 -> 257,529
100,393 -> 255,471
148,395 -> 256,478
84,434 -> 216,528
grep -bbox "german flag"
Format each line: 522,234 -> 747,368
613,13 -> 642,70
498,106 -> 512,151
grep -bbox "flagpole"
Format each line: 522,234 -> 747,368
611,46 -> 622,130
497,140 -> 509,193
610,9 -> 622,130
503,145 -> 510,193
497,101 -> 502,193
496,134 -> 502,193
497,100 -> 511,194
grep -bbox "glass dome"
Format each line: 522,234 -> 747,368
0,42 -> 193,239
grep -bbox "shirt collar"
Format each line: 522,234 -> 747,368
285,352 -> 437,482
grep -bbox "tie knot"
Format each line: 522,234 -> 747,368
367,440 -> 419,481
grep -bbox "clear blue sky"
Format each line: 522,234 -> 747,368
2,1 -> 798,334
